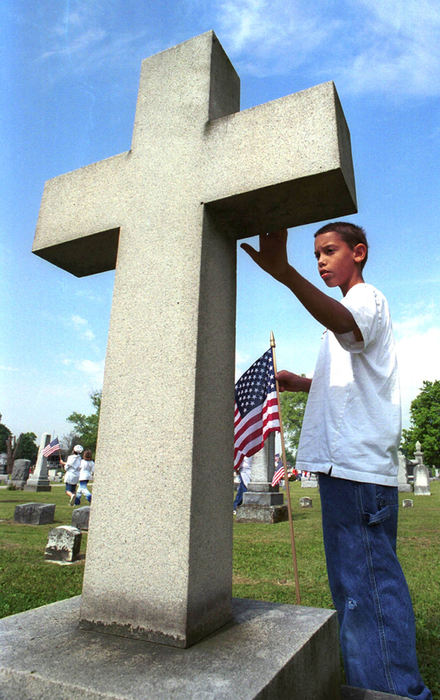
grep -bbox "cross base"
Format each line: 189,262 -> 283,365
0,596 -> 340,699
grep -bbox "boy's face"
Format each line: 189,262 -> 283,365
314,231 -> 364,295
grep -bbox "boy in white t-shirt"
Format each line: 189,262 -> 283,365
241,223 -> 431,699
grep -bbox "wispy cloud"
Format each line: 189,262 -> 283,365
71,315 -> 97,345
35,4 -> 153,81
216,0 -> 440,97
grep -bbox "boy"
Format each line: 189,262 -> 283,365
241,223 -> 431,699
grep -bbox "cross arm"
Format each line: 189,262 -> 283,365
33,152 -> 133,277
204,81 -> 357,236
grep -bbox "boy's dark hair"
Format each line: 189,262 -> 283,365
314,221 -> 368,270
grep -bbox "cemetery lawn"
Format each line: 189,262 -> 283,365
1,481 -> 439,697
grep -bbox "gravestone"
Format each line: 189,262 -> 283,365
45,526 -> 82,562
14,502 -> 55,525
397,450 -> 411,492
402,499 -> 414,508
300,497 -> 313,508
10,459 -> 31,488
1,32 -> 356,698
301,473 -> 319,488
72,506 -> 90,531
236,434 -> 289,523
25,433 -> 51,492
413,442 -> 431,496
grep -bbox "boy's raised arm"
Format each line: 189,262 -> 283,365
241,229 -> 361,338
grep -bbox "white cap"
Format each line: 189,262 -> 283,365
73,445 -> 84,453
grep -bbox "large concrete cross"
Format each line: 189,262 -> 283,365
33,31 -> 356,647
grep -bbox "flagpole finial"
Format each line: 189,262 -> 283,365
270,330 -> 275,347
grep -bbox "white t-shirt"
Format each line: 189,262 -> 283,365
63,453 -> 82,484
239,455 -> 253,488
295,283 -> 401,486
79,459 -> 95,481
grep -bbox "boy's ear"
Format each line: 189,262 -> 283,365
353,243 -> 367,264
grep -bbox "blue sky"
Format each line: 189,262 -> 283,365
1,0 -> 440,443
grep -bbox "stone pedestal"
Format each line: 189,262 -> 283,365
236,433 -> 288,523
0,597 -> 340,700
413,442 -> 431,496
397,451 -> 412,492
25,433 -> 51,492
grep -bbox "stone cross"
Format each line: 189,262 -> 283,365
33,31 -> 356,647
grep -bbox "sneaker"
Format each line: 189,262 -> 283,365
69,494 -> 76,506
233,510 -> 237,515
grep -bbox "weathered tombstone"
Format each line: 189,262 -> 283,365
1,32 -> 356,698
0,452 -> 7,481
45,526 -> 82,563
402,499 -> 414,508
300,497 -> 313,508
10,459 -> 31,489
413,442 -> 431,496
397,450 -> 412,492
72,506 -> 90,531
25,433 -> 52,492
236,434 -> 288,523
14,502 -> 55,525
301,473 -> 319,488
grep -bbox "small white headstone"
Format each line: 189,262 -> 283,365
45,525 -> 82,563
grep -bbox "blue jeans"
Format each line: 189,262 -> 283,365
318,473 -> 431,699
74,480 -> 92,506
233,474 -> 247,510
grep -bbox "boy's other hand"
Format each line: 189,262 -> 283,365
241,229 -> 289,281
276,371 -> 311,393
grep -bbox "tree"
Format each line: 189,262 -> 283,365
15,432 -> 38,463
279,387 -> 308,459
0,421 -> 12,453
66,390 -> 102,453
400,380 -> 440,467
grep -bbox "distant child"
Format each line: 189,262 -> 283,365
74,449 -> 95,506
242,223 -> 431,699
60,444 -> 83,505
233,455 -> 252,514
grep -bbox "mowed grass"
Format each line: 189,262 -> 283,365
1,480 -> 439,696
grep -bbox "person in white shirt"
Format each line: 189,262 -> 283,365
60,444 -> 83,506
233,455 -> 252,513
241,223 -> 431,700
74,449 -> 95,506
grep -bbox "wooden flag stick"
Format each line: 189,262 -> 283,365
270,331 -> 301,605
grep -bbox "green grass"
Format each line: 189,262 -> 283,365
1,481 -> 439,696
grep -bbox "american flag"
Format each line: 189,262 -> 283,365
271,464 -> 285,487
42,438 -> 60,458
234,348 -> 280,469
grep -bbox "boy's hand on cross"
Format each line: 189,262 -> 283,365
241,229 -> 290,282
